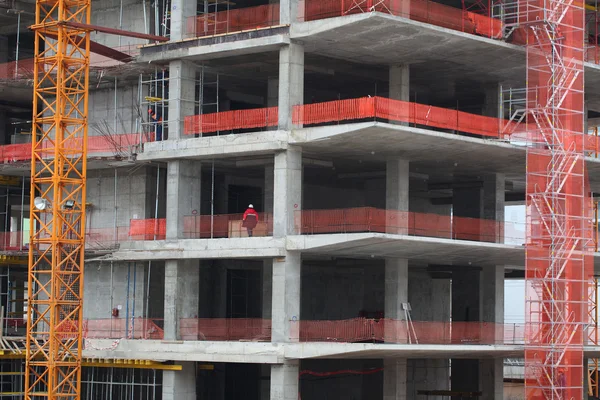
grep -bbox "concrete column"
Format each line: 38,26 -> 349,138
389,65 -> 410,101
265,164 -> 274,214
480,265 -> 504,325
280,0 -> 300,24
383,359 -> 407,400
262,259 -> 273,319
482,84 -> 501,118
170,0 -> 196,40
273,148 -> 302,237
384,259 -> 408,320
386,159 -> 409,234
271,252 -> 301,343
168,60 -> 196,140
479,358 -> 503,400
483,173 -> 505,243
386,159 -> 409,211
166,160 -> 201,239
270,361 -> 299,400
163,361 -> 196,400
278,44 -> 304,130
163,260 -> 200,340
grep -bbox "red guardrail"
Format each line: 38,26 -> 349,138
183,213 -> 273,238
184,107 -> 278,136
296,319 -> 525,345
84,318 -> 164,340
295,207 -> 525,244
180,318 -> 272,341
128,218 -> 166,240
302,0 -> 502,39
186,3 -> 280,38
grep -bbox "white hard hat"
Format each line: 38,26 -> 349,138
248,204 -> 254,208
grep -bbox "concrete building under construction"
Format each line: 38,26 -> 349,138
1,0 -> 600,397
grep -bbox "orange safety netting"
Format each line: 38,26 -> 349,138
295,207 -> 523,244
183,213 -> 273,238
302,0 -> 502,39
186,3 -> 280,38
84,318 -> 164,340
128,218 -> 166,240
85,227 -> 130,250
180,318 -> 272,341
0,58 -> 35,81
184,107 -> 278,135
296,319 -> 525,344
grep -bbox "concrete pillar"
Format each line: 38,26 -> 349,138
168,60 -> 196,140
389,65 -> 410,102
384,259 -> 408,320
383,359 -> 407,400
170,0 -> 196,40
483,173 -> 505,243
278,44 -> 304,130
280,0 -> 300,24
166,160 -> 201,239
271,252 -> 301,343
482,84 -> 500,118
270,361 -> 299,400
273,148 -> 302,237
480,265 -> 504,325
386,159 -> 409,211
265,164 -> 274,214
479,358 -> 503,400
164,260 -> 200,340
163,361 -> 196,400
263,259 -> 273,319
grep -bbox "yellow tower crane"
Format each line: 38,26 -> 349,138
25,3 -> 167,398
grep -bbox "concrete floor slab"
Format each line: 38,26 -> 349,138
137,130 -> 289,161
108,237 -> 286,261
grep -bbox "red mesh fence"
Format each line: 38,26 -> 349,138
85,227 -> 130,250
297,319 -> 524,344
128,218 -> 166,240
84,318 -> 164,340
183,213 -> 273,238
0,58 -> 35,81
0,232 -> 24,251
184,107 -> 278,135
302,0 -> 502,39
180,318 -> 272,341
186,3 -> 280,38
295,207 -> 523,244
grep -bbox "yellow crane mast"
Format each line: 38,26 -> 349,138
26,0 -> 91,397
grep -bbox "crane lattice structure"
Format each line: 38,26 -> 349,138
26,0 -> 91,397
520,0 -> 594,398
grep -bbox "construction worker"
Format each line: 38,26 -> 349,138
148,107 -> 163,141
242,204 -> 258,237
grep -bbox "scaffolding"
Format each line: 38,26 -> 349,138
82,366 -> 162,400
0,359 -> 23,398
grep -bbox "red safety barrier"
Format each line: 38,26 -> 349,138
84,318 -> 164,340
298,319 -> 525,345
128,218 -> 166,240
302,0 -> 503,39
183,213 -> 273,238
295,97 -> 515,138
180,318 -> 271,341
186,3 -> 280,38
184,107 -> 278,135
0,58 -> 35,81
85,227 -> 130,250
295,207 -> 525,244
0,232 -> 24,251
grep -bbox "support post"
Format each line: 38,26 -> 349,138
270,361 -> 299,400
278,44 -> 304,130
163,361 -> 196,400
273,148 -> 302,237
383,359 -> 407,400
166,160 -> 201,240
271,252 -> 301,343
169,0 -> 197,40
168,60 -> 196,140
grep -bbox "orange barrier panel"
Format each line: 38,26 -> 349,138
0,58 -> 35,81
184,107 -> 278,135
128,218 -> 166,240
85,227 -> 130,250
298,319 -> 525,344
295,207 -> 525,244
84,318 -> 164,340
0,232 -> 24,251
303,0 -> 502,39
187,4 -> 280,38
179,318 -> 271,341
183,213 -> 273,238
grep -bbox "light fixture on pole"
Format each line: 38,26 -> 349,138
64,200 -> 75,209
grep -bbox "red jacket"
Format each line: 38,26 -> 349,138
243,208 -> 258,221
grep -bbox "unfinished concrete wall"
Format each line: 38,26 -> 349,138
86,167 -> 155,230
90,0 -> 147,48
88,83 -> 140,137
83,262 -> 146,320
